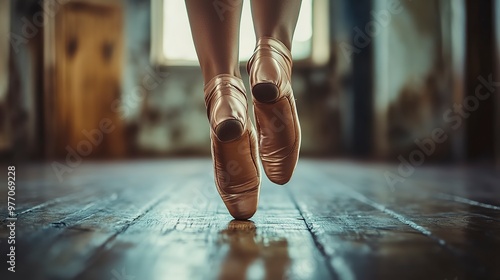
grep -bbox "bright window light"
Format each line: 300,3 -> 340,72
162,0 -> 313,63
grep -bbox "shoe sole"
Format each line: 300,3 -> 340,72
215,119 -> 244,142
252,83 -> 279,103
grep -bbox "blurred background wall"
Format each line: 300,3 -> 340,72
0,0 -> 10,153
0,0 -> 499,166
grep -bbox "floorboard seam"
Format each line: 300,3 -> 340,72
323,175 -> 485,277
329,177 -> 457,249
72,185 -> 175,280
285,187 -> 339,280
1,192 -> 89,223
436,193 -> 500,210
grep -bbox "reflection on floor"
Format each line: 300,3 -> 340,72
0,159 -> 499,280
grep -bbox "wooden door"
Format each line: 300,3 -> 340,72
45,0 -> 125,158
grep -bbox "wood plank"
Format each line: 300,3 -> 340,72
0,160 -> 204,279
314,160 -> 500,279
0,160 -> 332,280
74,164 -> 332,280
1,159 -> 499,279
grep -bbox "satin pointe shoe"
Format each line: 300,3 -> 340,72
247,37 -> 301,185
204,74 -> 261,220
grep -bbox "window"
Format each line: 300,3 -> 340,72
151,0 -> 329,66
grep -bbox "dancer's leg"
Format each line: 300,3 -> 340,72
185,0 -> 243,83
250,0 -> 302,50
185,0 -> 260,220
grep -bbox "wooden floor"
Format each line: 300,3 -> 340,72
1,159 -> 499,280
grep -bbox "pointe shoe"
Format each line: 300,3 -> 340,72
247,37 -> 301,185
204,74 -> 261,220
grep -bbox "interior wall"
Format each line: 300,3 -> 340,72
373,0 -> 460,161
496,0 -> 500,167
121,0 -> 209,155
5,0 -> 44,159
0,0 -> 11,152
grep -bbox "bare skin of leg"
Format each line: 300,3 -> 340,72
250,0 -> 302,50
185,0 -> 243,84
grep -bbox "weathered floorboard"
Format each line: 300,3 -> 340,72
0,159 -> 499,280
